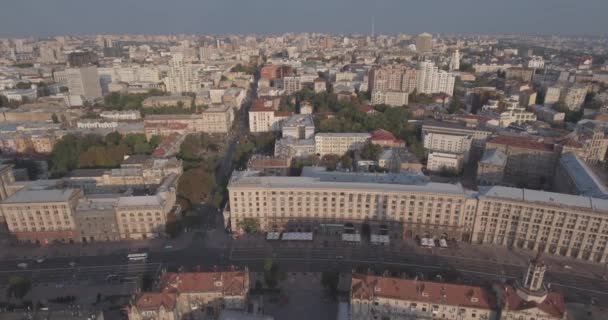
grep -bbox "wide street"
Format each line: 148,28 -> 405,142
1,229 -> 607,306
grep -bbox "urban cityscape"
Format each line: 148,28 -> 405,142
0,2 -> 608,320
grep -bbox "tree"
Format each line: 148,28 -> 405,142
6,276 -> 31,300
165,212 -> 181,238
51,113 -> 60,124
340,155 -> 353,170
360,142 -> 382,161
238,218 -> 260,234
448,96 -> 465,114
177,167 -> 216,206
263,259 -> 283,289
321,271 -> 340,298
15,82 -> 32,90
105,131 -> 122,146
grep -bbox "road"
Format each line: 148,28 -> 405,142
2,233 -> 607,306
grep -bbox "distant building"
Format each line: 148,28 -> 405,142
484,135 -> 559,189
505,67 -> 534,82
315,133 -> 371,156
427,152 -> 464,173
282,76 -> 301,95
370,129 -> 405,148
527,55 -> 545,69
65,65 -> 102,99
313,77 -> 326,93
417,61 -> 455,96
415,32 -> 433,54
201,104 -> 235,134
531,104 -> 565,123
554,153 -> 608,199
249,99 -> 292,133
476,149 -> 507,186
0,164 -> 16,201
371,90 -> 408,107
67,51 -> 98,67
281,114 -> 314,140
165,53 -> 200,94
248,155 -> 291,176
142,96 -> 192,108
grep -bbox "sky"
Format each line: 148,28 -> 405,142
0,0 -> 606,37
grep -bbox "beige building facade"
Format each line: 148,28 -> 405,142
314,133 -> 371,157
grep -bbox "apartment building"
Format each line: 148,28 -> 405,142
559,120 -> 608,164
417,61 -> 455,96
505,67 -> 534,82
371,90 -> 408,107
474,186 -> 608,263
427,152 -> 464,173
142,96 -> 192,108
73,197 -> 120,242
282,76 -> 301,95
115,175 -> 177,240
314,133 -> 371,156
484,136 -> 559,189
249,99 -> 292,133
128,270 -> 250,320
350,274 -> 497,320
421,121 -> 478,162
0,189 -> 83,244
64,65 -> 102,99
281,114 -> 314,140
498,104 -> 537,128
422,120 -> 492,160
562,84 -> 588,111
201,104 -> 234,134
543,86 -> 561,105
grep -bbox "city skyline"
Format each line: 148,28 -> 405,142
1,0 -> 607,37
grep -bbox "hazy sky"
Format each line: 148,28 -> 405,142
0,0 -> 606,37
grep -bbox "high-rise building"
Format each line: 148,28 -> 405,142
165,53 -> 200,94
65,65 -> 102,99
449,49 -> 460,71
417,61 -> 455,96
415,32 -> 433,54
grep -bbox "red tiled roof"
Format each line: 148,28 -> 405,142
351,274 -> 496,310
359,105 -> 376,114
133,292 -> 176,311
371,129 -> 397,141
487,135 -> 555,152
502,285 -> 566,319
159,271 -> 248,296
274,111 -> 293,117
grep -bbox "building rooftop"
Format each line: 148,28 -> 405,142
478,185 -> 608,213
559,153 -> 608,199
159,271 -> 248,296
315,132 -> 371,138
230,169 -> 461,195
282,114 -> 314,128
487,135 -> 555,152
479,149 -> 507,167
1,188 -> 80,204
351,274 -> 496,310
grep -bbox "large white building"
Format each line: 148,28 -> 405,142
427,152 -> 464,172
248,99 -> 292,133
65,66 -> 102,99
165,53 -> 200,94
417,61 -> 455,96
371,90 -> 408,107
281,114 -> 314,140
226,169 -> 608,263
314,133 -> 371,156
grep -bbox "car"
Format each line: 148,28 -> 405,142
335,255 -> 344,259
164,245 -> 173,249
68,261 -> 77,267
563,265 -> 572,269
36,258 -> 45,264
17,263 -> 28,269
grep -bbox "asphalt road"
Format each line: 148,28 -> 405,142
3,235 -> 606,305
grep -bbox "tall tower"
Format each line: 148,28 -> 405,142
449,49 -> 460,71
523,251 -> 546,292
516,251 -> 549,303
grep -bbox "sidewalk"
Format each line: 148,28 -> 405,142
0,232 -> 195,260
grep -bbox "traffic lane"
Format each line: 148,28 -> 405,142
0,263 -> 161,285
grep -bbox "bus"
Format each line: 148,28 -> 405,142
127,253 -> 148,262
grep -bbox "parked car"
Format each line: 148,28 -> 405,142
17,263 -> 28,269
